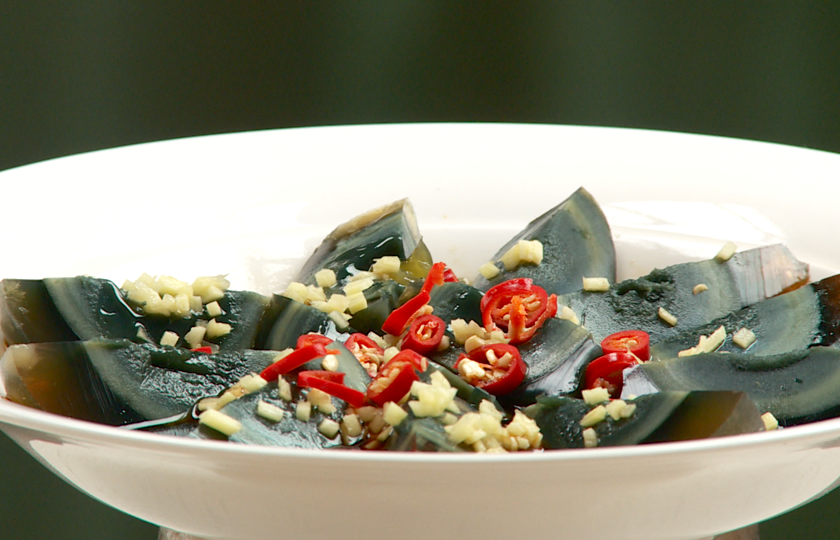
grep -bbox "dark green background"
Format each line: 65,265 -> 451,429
2,2 -> 839,538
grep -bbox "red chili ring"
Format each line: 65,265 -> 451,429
402,314 -> 446,355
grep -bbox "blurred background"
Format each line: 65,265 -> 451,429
1,2 -> 839,538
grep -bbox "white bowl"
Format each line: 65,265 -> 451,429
1,123 -> 839,540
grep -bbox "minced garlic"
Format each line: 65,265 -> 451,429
479,262 -> 501,279
205,301 -> 223,317
205,319 -> 231,339
444,401 -> 542,453
500,239 -> 544,271
441,412 -> 458,425
214,391 -> 237,410
307,388 -> 337,415
732,327 -> 757,349
277,376 -> 293,402
382,346 -> 400,363
370,256 -> 402,278
582,427 -> 599,448
582,387 -> 610,406
715,241 -> 737,262
382,402 -> 409,426
192,275 -> 231,303
557,305 -> 580,325
135,326 -> 152,343
122,273 -> 202,318
365,332 -> 388,349
343,277 -> 374,296
295,401 -> 312,422
582,277 -> 610,292
184,325 -> 207,349
446,411 -> 491,446
237,373 -> 268,394
580,405 -> 607,428
458,358 -> 486,382
658,307 -> 678,327
450,319 -> 489,345
761,411 -> 779,431
605,399 -> 636,421
154,274 -> 190,297
282,282 -> 326,305
346,292 -> 368,314
197,397 -> 220,412
122,279 -> 195,318
407,371 -> 458,418
199,409 -> 241,436
504,410 -> 543,450
347,271 -> 377,283
314,268 -> 337,288
312,293 -> 350,315
328,310 -> 351,330
160,330 -> 179,347
318,418 -> 341,438
463,330 -> 509,353
678,325 -> 726,357
321,354 -> 339,372
341,414 -> 363,437
256,400 -> 285,422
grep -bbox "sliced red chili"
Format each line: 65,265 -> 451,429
259,343 -> 330,382
344,333 -> 385,376
366,356 -> 421,407
297,370 -> 345,385
420,262 -> 447,295
190,346 -> 213,354
381,290 -> 430,336
345,333 -> 382,353
480,278 -> 557,345
508,293 -> 557,344
454,343 -> 526,395
388,349 -> 428,372
601,330 -> 650,362
418,261 -> 458,295
583,352 -> 639,398
402,314 -> 446,355
298,370 -> 365,408
443,267 -> 459,283
481,278 -> 542,330
296,333 -> 340,354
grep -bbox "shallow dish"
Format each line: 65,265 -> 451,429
1,123 -> 839,540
